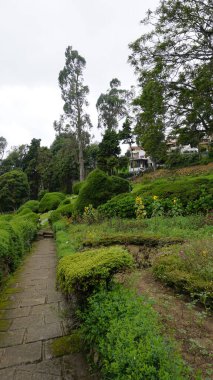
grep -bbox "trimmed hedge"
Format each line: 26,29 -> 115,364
98,193 -> 136,218
49,204 -> 73,224
57,246 -> 133,295
133,175 -> 213,206
39,192 -> 66,213
80,286 -> 190,379
72,181 -> 85,195
75,169 -> 130,213
83,233 -> 183,248
17,200 -> 40,213
0,212 -> 38,285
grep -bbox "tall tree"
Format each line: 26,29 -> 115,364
0,137 -> 7,160
129,0 -> 213,142
58,46 -> 92,181
22,138 -> 41,199
98,129 -> 121,174
96,79 -> 133,131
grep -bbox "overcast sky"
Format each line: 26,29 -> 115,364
0,0 -> 159,153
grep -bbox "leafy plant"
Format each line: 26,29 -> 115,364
80,286 -> 190,379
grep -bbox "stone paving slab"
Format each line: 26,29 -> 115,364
26,322 -> 63,343
0,341 -> 42,368
0,330 -> 25,348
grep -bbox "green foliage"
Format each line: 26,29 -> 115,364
39,192 -> 66,213
153,241 -> 213,309
57,246 -> 133,295
80,286 -> 190,379
165,152 -> 200,169
0,212 -> 38,285
98,193 -> 136,218
49,204 -> 73,224
133,174 -> 213,209
17,200 -> 39,213
0,170 -> 29,212
75,169 -> 130,212
72,181 -> 85,195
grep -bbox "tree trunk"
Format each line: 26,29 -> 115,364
78,139 -> 85,181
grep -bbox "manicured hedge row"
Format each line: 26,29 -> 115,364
80,286 -> 190,379
0,212 -> 39,285
57,246 -> 133,295
83,233 -> 184,248
133,175 -> 213,205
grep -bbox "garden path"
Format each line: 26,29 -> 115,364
0,237 -> 95,380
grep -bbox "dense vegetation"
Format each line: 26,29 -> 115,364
0,211 -> 38,285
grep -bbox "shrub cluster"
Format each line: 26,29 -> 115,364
17,200 -> 40,213
153,241 -> 213,309
49,204 -> 73,224
57,246 -> 133,295
0,212 -> 38,285
80,286 -> 190,379
99,181 -> 213,219
75,169 -> 130,213
72,181 -> 85,195
39,192 -> 66,213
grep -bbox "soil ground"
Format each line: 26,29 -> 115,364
120,261 -> 213,379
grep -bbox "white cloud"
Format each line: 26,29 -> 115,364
0,0 -> 160,148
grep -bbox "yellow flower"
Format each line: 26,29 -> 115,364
153,195 -> 158,201
173,198 -> 177,204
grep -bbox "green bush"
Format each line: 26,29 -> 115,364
49,204 -> 73,224
133,175 -> 213,208
39,192 -> 66,213
80,286 -> 190,379
0,212 -> 38,285
153,240 -> 213,308
72,181 -> 85,195
0,170 -> 29,212
75,169 -> 130,213
57,246 -> 133,295
59,198 -> 71,206
17,200 -> 40,213
98,193 -> 136,218
165,152 -> 200,169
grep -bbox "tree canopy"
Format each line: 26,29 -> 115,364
129,0 -> 213,147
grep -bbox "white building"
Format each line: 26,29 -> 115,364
128,146 -> 154,173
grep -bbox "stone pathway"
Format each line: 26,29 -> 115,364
0,237 -> 96,380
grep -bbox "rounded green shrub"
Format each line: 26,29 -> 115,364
75,169 -> 131,213
72,181 -> 85,195
17,200 -> 39,213
49,204 -> 73,224
57,246 -> 133,295
98,193 -> 136,218
39,192 -> 66,213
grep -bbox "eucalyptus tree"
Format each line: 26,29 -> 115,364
59,46 -> 92,181
96,78 -> 133,131
0,136 -> 7,160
